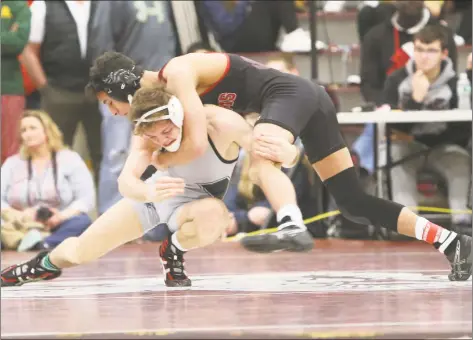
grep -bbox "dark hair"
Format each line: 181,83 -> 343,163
129,85 -> 172,135
85,51 -> 143,102
185,41 -> 215,54
414,24 -> 448,50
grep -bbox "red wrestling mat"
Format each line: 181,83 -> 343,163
1,241 -> 471,339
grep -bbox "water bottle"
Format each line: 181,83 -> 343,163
457,72 -> 471,109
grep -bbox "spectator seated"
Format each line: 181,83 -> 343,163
1,111 -> 96,251
383,25 -> 471,229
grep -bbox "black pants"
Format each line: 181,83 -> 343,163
40,85 -> 102,182
221,0 -> 299,53
25,90 -> 41,110
456,3 -> 472,44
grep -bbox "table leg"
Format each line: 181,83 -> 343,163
385,125 -> 393,201
376,122 -> 386,199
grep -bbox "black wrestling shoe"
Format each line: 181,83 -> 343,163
241,218 -> 314,253
1,251 -> 61,287
159,237 -> 191,287
445,235 -> 472,281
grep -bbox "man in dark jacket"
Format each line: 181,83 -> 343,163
20,0 -> 102,181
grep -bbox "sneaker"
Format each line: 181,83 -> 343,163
454,34 -> 465,46
279,28 -> 327,53
445,235 -> 472,281
159,237 -> 191,287
1,251 -> 61,287
241,218 -> 314,253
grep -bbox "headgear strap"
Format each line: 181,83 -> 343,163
134,96 -> 184,152
134,104 -> 171,126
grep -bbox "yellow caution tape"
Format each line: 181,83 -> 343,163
224,206 -> 472,242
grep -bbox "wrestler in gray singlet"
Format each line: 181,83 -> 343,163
132,137 -> 238,232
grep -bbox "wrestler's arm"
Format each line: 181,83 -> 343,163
204,105 -> 299,166
117,135 -> 154,202
213,108 -> 253,152
157,55 -> 209,167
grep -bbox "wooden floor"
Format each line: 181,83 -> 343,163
1,240 -> 471,339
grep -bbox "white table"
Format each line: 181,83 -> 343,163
337,109 -> 472,124
337,109 -> 472,198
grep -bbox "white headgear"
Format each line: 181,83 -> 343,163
134,96 -> 184,152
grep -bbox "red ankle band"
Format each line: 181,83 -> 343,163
422,221 -> 442,244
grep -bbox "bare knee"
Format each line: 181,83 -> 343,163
248,123 -> 293,184
196,198 -> 228,228
253,122 -> 294,143
248,161 -> 262,185
248,158 -> 278,186
193,198 -> 229,245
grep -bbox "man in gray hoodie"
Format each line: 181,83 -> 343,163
383,24 -> 472,230
89,1 -> 178,215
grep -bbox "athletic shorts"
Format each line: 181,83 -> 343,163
255,77 -> 346,164
129,171 -> 195,233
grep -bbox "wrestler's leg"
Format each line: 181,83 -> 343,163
301,89 -> 472,282
1,199 -> 146,287
50,199 -> 144,268
249,123 -> 301,222
159,197 -> 230,287
241,82 -> 319,253
172,197 -> 230,250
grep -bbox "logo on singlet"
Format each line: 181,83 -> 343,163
218,93 -> 237,110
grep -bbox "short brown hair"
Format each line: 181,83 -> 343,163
414,24 -> 448,50
129,85 -> 172,135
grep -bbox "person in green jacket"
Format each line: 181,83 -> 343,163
1,0 -> 31,164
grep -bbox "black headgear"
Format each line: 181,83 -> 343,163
100,65 -> 143,103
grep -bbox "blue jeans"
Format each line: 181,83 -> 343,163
43,213 -> 92,248
352,123 -> 375,174
98,104 -> 133,214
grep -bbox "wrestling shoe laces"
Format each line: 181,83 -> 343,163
445,235 -> 472,281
